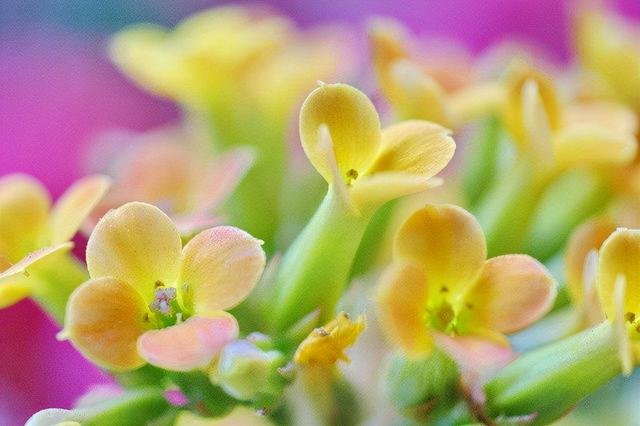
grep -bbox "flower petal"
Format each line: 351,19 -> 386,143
597,228 -> 640,319
350,173 -> 442,213
0,174 -> 51,261
376,262 -> 432,357
553,124 -> 637,170
175,406 -> 274,426
462,255 -> 557,334
299,83 -> 381,184
565,218 -> 616,305
50,175 -> 112,245
62,277 -> 150,371
180,226 -> 265,312
137,312 -> 238,371
86,202 -> 182,298
367,120 -> 455,177
394,204 -> 487,296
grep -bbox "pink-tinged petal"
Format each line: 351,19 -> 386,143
50,175 -> 112,245
191,148 -> 255,214
180,226 -> 265,312
463,255 -> 557,334
137,313 -> 238,371
376,262 -> 432,357
394,204 -> 487,297
0,174 -> 51,261
62,277 -> 150,371
173,215 -> 224,238
86,202 -> 182,299
435,333 -> 516,404
0,242 -> 73,286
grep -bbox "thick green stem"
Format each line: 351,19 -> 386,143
462,116 -> 502,209
484,322 -> 623,425
269,188 -> 372,332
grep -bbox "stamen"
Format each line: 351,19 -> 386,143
149,287 -> 177,315
346,169 -> 359,184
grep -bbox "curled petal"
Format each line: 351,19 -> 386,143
299,83 -> 381,184
367,18 -> 409,101
137,313 -> 238,371
50,175 -> 112,245
0,174 -> 51,261
376,262 -> 432,357
565,218 -> 616,305
394,204 -> 487,296
180,226 -> 265,312
62,277 -> 150,371
350,174 -> 442,213
87,202 -> 182,299
463,255 -> 557,334
367,120 -> 455,177
597,228 -> 640,319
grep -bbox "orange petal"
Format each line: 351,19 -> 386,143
394,204 -> 486,296
62,277 -> 150,371
180,226 -> 265,312
86,202 -> 182,299
0,174 -> 51,261
50,175 -> 112,245
137,313 -> 238,371
565,218 -> 616,305
597,228 -> 640,319
463,255 -> 557,334
376,262 -> 432,357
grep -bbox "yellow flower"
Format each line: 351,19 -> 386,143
294,312 -> 365,367
376,204 -> 557,357
367,17 -> 504,127
595,227 -> 640,374
60,202 -> 265,372
299,83 -> 455,214
0,174 -> 110,308
89,127 -> 253,237
502,64 -> 637,174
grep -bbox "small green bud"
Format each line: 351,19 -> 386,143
211,339 -> 288,403
484,322 -> 624,425
385,349 -> 460,421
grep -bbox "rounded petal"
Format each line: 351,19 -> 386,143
175,406 -> 274,426
597,228 -> 640,319
299,83 -> 381,184
0,174 -> 51,261
394,204 -> 487,296
350,174 -> 442,213
376,262 -> 432,357
367,120 -> 455,177
565,218 -> 616,305
137,313 -> 238,371
62,277 -> 150,371
50,175 -> 112,245
86,202 -> 182,298
463,255 -> 557,334
180,226 -> 265,312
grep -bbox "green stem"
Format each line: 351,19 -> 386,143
462,116 -> 502,209
168,371 -> 238,418
484,322 -> 623,425
269,188 -> 372,332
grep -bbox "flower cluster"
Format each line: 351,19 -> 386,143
11,3 -> 640,426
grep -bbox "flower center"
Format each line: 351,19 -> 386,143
147,285 -> 188,328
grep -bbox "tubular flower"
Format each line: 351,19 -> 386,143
60,202 -> 265,372
0,174 -> 110,309
89,127 -> 253,236
299,82 -> 455,214
596,228 -> 640,374
502,64 -> 637,174
368,17 -> 504,127
294,312 -> 366,367
376,204 -> 557,357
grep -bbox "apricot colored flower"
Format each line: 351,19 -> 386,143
294,312 -> 365,367
0,174 -> 110,308
376,204 -> 557,357
368,17 -> 504,127
502,64 -> 637,173
60,202 -> 265,372
89,127 -> 253,236
299,83 -> 455,214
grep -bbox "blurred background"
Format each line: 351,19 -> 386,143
2,0 -> 640,424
